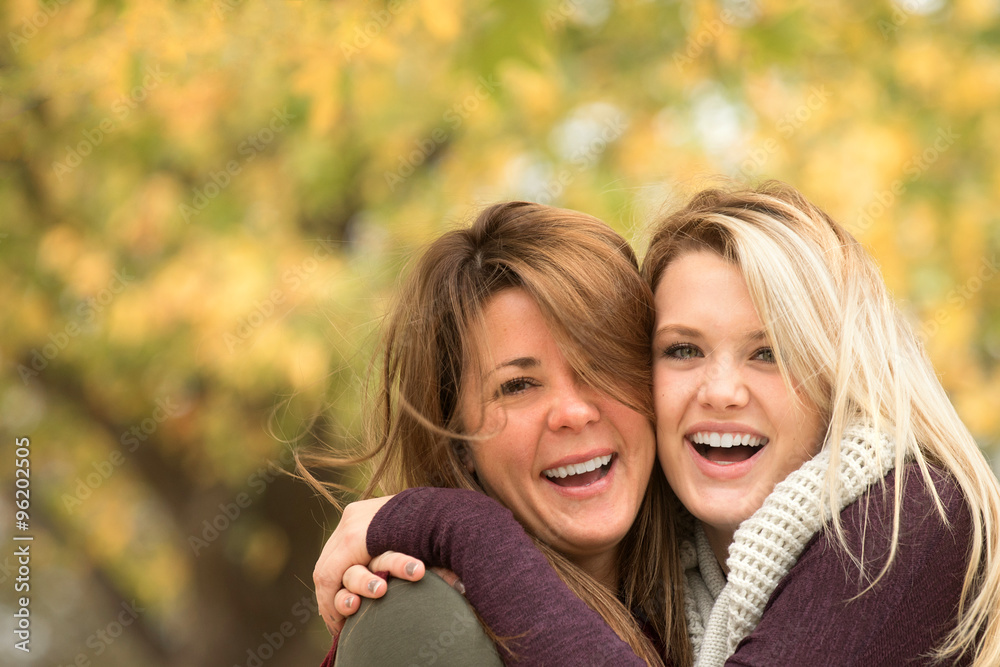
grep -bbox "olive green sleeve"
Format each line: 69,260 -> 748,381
334,571 -> 503,667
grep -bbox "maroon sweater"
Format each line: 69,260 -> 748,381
728,465 -> 972,666
363,465 -> 972,666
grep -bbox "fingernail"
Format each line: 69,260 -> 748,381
405,561 -> 418,577
454,580 -> 465,595
344,595 -> 354,610
368,578 -> 382,594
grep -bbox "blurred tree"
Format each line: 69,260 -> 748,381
0,0 -> 997,664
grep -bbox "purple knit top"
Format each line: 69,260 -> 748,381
367,465 -> 972,666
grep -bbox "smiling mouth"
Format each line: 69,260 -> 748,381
689,432 -> 768,466
542,454 -> 613,487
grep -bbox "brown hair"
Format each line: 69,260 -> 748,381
642,181 -> 1000,665
302,201 -> 691,666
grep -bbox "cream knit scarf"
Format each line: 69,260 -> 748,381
682,426 -> 898,667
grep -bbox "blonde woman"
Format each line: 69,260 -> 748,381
320,183 -> 1000,666
641,183 -> 999,665
301,201 -> 689,666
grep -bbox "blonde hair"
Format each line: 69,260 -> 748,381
642,181 -> 1000,665
301,201 -> 691,667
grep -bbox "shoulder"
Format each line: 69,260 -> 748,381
335,573 -> 503,667
770,463 -> 970,586
730,465 -> 972,665
838,462 -> 971,548
791,462 -> 972,579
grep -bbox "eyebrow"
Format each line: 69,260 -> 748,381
485,356 -> 539,379
654,324 -> 769,344
654,324 -> 701,339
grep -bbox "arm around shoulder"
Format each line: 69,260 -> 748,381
367,487 -> 647,666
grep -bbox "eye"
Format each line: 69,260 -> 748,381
752,347 -> 776,363
662,343 -> 702,360
498,377 -> 537,396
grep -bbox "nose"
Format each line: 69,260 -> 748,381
697,352 -> 750,410
547,381 -> 601,431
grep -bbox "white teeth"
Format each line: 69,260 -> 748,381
543,454 -> 612,479
689,432 -> 769,448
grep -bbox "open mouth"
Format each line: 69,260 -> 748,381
542,454 -> 613,487
689,432 -> 768,466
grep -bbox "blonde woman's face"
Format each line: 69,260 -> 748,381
652,251 -> 825,563
459,288 -> 655,579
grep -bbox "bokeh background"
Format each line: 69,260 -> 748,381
2,0 -> 999,665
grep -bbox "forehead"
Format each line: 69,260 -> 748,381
653,250 -> 761,328
473,289 -> 557,362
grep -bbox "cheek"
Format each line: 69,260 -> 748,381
770,386 -> 825,456
652,371 -> 670,412
628,423 -> 657,471
468,438 -> 502,485
471,432 -> 532,490
653,378 -> 686,428
652,366 -> 669,395
469,455 -> 513,511
771,419 -> 825,482
799,415 -> 826,458
655,423 -> 681,468
761,382 -> 800,429
794,394 -> 827,456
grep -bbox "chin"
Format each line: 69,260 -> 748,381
694,499 -> 756,534
556,527 -> 625,553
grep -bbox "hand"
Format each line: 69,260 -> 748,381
338,553 -> 464,602
335,549 -> 430,612
314,496 -> 425,635
335,557 -> 464,625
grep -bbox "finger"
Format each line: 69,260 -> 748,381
368,550 -> 426,581
315,564 -> 346,635
314,548 -> 356,634
320,608 -> 344,637
430,566 -> 465,595
315,555 -> 344,636
334,587 -> 362,618
313,497 -> 391,627
343,564 -> 388,598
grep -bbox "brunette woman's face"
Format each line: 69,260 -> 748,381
458,288 -> 655,576
652,251 -> 825,561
